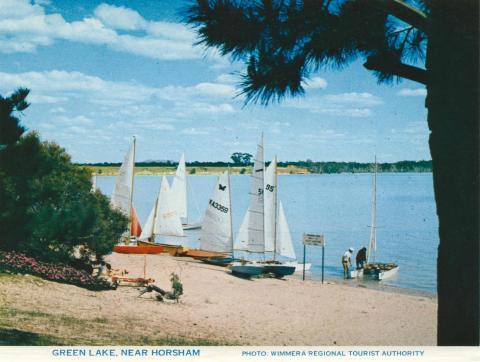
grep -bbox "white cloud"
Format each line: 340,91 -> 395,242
323,92 -> 383,106
182,127 -> 212,135
397,88 -> 427,97
94,4 -> 146,31
28,93 -> 68,104
215,73 -> 238,84
50,107 -> 66,113
194,83 -> 236,98
0,70 -> 233,105
303,77 -> 328,89
55,115 -> 94,126
0,0 -> 200,60
284,92 -> 382,118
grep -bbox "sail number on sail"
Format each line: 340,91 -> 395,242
209,199 -> 229,213
265,184 -> 275,192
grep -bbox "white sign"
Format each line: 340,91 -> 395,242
303,233 -> 325,246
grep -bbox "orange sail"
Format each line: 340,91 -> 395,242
130,206 -> 142,237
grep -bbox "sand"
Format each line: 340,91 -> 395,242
0,253 -> 437,345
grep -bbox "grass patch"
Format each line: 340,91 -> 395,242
0,328 -> 65,346
0,303 -> 233,346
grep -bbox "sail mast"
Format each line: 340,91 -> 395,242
273,156 -> 278,261
129,136 -> 136,238
228,167 -> 234,258
151,193 -> 159,241
245,133 -> 265,255
367,156 -> 377,263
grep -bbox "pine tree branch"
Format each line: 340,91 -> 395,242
381,0 -> 430,33
364,55 -> 427,84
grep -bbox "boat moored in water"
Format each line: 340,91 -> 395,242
363,263 -> 399,280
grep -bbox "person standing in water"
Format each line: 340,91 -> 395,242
342,247 -> 354,278
356,247 -> 367,269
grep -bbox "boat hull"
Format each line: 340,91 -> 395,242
229,263 -> 265,278
137,240 -> 186,256
113,245 -> 164,254
200,256 -> 235,267
262,264 -> 296,278
363,263 -> 399,280
182,249 -> 227,259
283,261 -> 312,273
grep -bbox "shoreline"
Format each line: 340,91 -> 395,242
299,274 -> 437,299
83,166 -> 433,177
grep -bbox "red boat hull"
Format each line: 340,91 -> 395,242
113,245 -> 164,254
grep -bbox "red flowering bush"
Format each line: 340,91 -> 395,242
0,250 -> 114,291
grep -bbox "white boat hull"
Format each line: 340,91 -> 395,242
284,261 -> 311,273
362,263 -> 399,281
376,266 -> 399,280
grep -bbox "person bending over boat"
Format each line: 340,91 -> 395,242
356,247 -> 367,269
342,248 -> 354,278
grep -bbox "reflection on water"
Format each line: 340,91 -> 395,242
97,173 -> 439,294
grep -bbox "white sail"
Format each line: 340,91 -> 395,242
111,140 -> 135,218
276,201 -> 296,259
139,201 -> 156,241
200,171 -> 232,253
234,209 -> 250,251
367,158 -> 377,263
245,136 -> 265,253
154,176 -> 184,237
264,157 -> 277,253
171,153 -> 187,220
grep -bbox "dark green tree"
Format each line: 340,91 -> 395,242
0,90 -> 128,265
0,88 -> 29,147
230,152 -> 253,165
241,152 -> 253,165
186,0 -> 479,345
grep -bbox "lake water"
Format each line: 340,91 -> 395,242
96,173 -> 439,294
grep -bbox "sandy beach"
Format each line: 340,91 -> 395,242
0,253 -> 436,346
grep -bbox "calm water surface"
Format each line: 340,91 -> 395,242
96,173 -> 439,294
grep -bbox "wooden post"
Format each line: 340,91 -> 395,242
302,244 -> 306,281
321,244 -> 325,284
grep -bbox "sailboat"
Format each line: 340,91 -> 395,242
171,153 -> 202,230
229,136 -> 268,277
351,158 -> 399,280
191,170 -> 236,264
261,157 -> 296,277
138,176 -> 186,255
110,137 -> 143,245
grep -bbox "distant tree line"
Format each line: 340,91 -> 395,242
79,159 -> 433,173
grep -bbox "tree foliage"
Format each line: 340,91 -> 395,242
0,88 -> 29,147
185,0 -> 428,104
230,152 -> 253,165
0,90 -> 128,265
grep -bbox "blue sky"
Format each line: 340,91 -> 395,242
0,0 -> 430,163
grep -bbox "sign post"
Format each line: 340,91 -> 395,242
302,243 -> 306,281
302,234 -> 325,283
